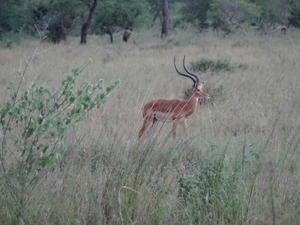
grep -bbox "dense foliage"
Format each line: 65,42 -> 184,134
0,0 -> 300,42
91,0 -> 151,42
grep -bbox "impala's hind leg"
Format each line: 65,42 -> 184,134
138,113 -> 153,139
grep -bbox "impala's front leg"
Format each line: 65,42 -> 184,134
172,120 -> 178,139
182,120 -> 190,139
139,114 -> 153,139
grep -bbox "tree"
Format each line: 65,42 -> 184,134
33,0 -> 82,43
289,0 -> 300,27
146,0 -> 162,25
253,0 -> 292,25
0,0 -> 31,39
181,0 -> 210,30
123,11 -> 141,42
92,0 -> 150,43
161,0 -> 168,38
80,0 -> 97,44
207,0 -> 262,35
206,0 -> 228,35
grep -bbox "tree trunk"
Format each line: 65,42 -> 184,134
161,0 -> 168,38
123,11 -> 140,42
106,30 -> 113,43
80,0 -> 97,44
123,30 -> 131,42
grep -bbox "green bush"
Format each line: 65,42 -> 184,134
178,157 -> 224,223
177,149 -> 243,224
0,60 -> 121,222
190,58 -> 248,73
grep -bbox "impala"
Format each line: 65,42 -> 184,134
138,56 -> 210,139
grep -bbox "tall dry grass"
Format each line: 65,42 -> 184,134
0,28 -> 300,224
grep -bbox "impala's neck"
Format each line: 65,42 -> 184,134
186,90 -> 199,105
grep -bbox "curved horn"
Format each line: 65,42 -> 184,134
174,57 -> 197,85
183,56 -> 200,85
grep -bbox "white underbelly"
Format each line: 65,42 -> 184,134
153,112 -> 186,123
154,112 -> 173,123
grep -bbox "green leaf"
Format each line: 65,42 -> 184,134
115,79 -> 122,85
97,99 -> 106,108
106,86 -> 112,93
7,81 -> 15,90
65,117 -> 71,125
98,79 -> 104,89
38,117 -> 43,125
77,90 -> 83,96
72,68 -> 81,76
25,127 -> 35,138
69,96 -> 76,103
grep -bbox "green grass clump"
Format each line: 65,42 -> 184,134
190,57 -> 248,73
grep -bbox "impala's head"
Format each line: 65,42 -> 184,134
193,82 -> 210,100
174,56 -> 210,100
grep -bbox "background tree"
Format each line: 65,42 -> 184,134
146,0 -> 162,25
32,0 -> 82,43
161,0 -> 168,38
181,0 -> 210,30
253,0 -> 291,25
1,0 -> 300,45
206,0 -> 228,35
80,0 -> 97,44
0,0 -> 31,41
207,0 -> 262,35
92,0 -> 150,43
288,0 -> 300,27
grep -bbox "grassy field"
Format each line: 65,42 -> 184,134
1,28 -> 300,224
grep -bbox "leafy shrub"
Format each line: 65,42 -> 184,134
178,158 -> 224,224
177,150 -> 243,224
190,58 -> 248,73
0,60 -> 121,222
